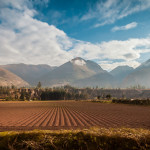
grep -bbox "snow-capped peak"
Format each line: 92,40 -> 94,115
71,57 -> 86,66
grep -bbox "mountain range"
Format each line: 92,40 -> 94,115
0,57 -> 150,88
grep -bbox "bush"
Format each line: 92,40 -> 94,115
112,99 -> 150,105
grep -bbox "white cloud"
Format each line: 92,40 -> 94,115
70,38 -> 150,61
0,0 -> 73,66
0,0 -> 150,71
112,22 -> 138,32
81,0 -> 150,27
69,38 -> 150,70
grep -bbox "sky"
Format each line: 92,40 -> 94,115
0,0 -> 150,71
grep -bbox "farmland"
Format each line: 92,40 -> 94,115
0,101 -> 150,131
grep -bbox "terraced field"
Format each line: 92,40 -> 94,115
0,101 -> 150,131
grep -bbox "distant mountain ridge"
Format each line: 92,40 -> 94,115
110,66 -> 134,78
137,59 -> 150,69
110,66 -> 134,86
122,59 -> 150,88
1,63 -> 56,85
1,58 -> 150,88
0,67 -> 29,87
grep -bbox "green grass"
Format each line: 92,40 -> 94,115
0,127 -> 150,150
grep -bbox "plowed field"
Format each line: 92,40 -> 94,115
0,101 -> 150,131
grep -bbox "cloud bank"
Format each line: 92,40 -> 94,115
0,0 -> 150,70
0,0 -> 73,66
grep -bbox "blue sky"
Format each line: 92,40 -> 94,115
0,0 -> 150,70
34,0 -> 150,42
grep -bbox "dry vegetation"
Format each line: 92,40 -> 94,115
0,128 -> 150,150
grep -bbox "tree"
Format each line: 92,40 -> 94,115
106,94 -> 112,100
37,82 -> 42,89
20,91 -> 26,101
97,95 -> 101,100
11,85 -> 16,89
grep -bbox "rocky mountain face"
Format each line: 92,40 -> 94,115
1,63 -> 55,85
0,67 -> 29,87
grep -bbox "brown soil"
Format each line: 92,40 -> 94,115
0,101 -> 150,131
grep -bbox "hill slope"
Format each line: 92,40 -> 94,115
1,64 -> 55,85
0,67 -> 29,87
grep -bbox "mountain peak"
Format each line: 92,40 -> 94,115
71,57 -> 86,66
71,57 -> 85,61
